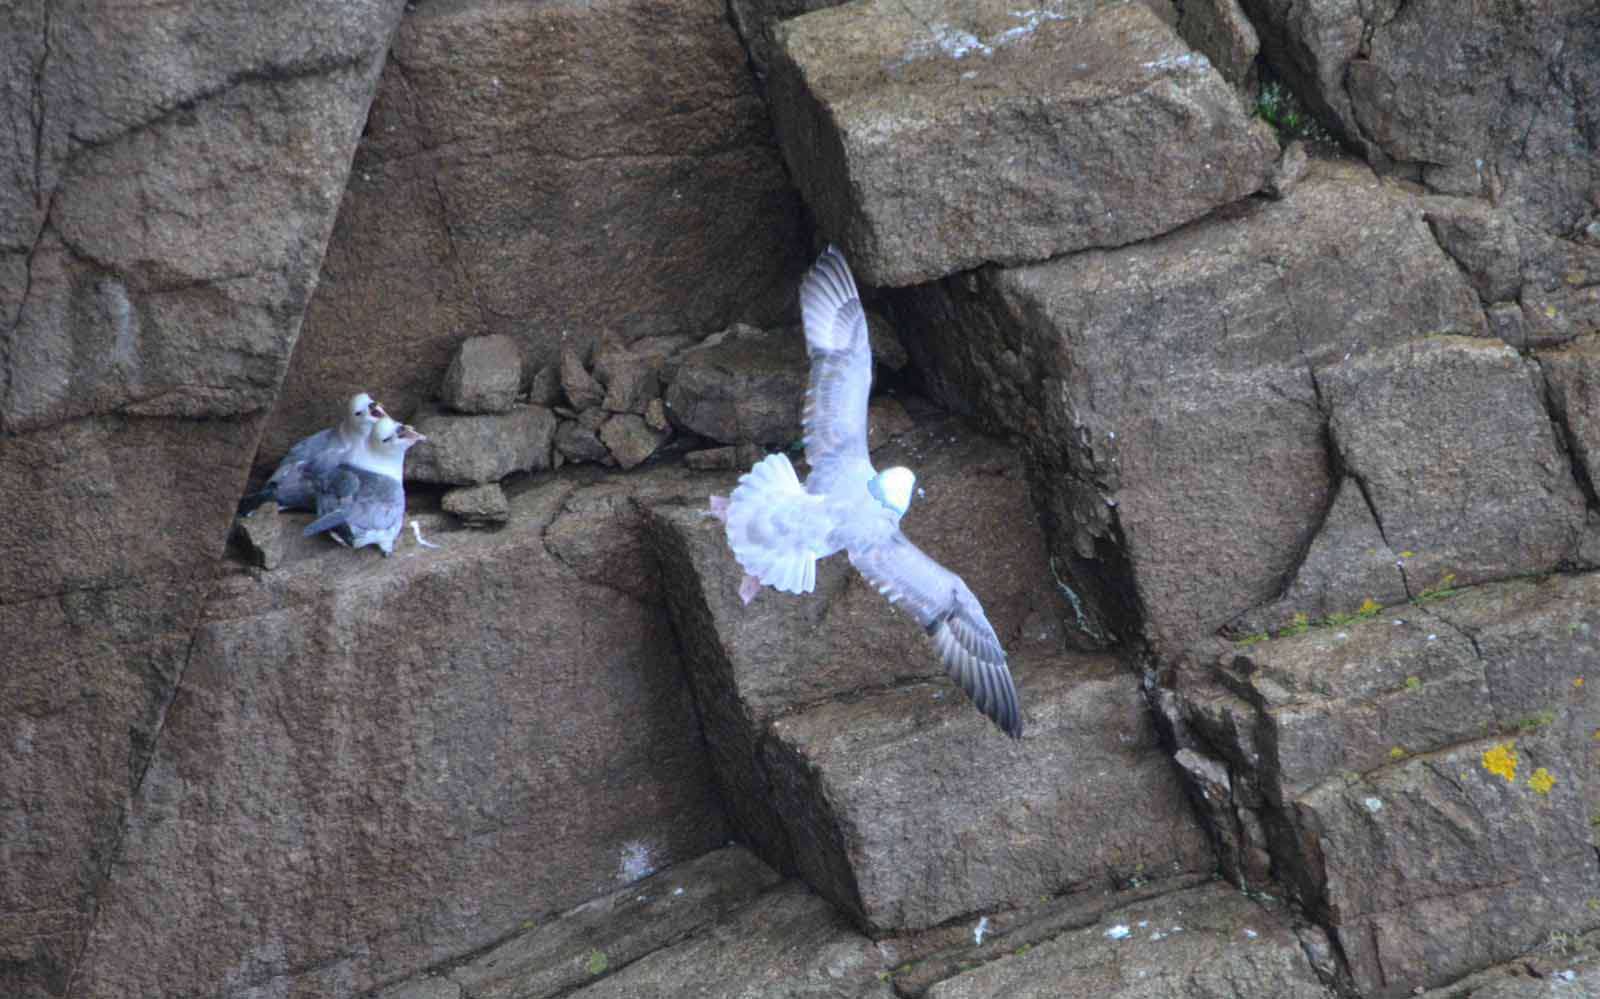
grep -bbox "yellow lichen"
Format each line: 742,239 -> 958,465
1576,677 -> 1586,688
1357,598 -> 1381,618
1399,550 -> 1415,559
1529,768 -> 1556,795
1482,743 -> 1518,783
1389,746 -> 1407,760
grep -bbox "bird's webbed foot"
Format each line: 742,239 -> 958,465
706,495 -> 730,523
738,573 -> 762,605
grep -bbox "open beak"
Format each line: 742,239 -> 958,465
369,402 -> 388,420
401,426 -> 427,443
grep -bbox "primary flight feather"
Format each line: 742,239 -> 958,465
709,246 -> 1022,738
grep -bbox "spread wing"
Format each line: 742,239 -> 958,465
849,532 -> 1022,738
799,246 -> 875,496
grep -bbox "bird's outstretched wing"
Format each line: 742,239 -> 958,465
799,246 -> 875,495
849,533 -> 1022,738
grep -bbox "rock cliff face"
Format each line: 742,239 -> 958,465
2,1 -> 1597,998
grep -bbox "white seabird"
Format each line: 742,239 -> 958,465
709,245 -> 1023,738
239,392 -> 386,514
303,415 -> 426,557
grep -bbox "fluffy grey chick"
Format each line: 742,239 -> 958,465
239,392 -> 386,514
303,416 -> 426,556
708,245 -> 1022,738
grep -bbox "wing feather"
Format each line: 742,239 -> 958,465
799,246 -> 873,495
849,533 -> 1022,738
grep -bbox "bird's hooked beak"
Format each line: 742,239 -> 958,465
369,401 -> 388,420
398,425 -> 427,444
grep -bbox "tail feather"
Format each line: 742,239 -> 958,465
303,509 -> 350,538
238,486 -> 276,516
725,453 -> 819,594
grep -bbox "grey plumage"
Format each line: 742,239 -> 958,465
240,393 -> 383,514
303,416 -> 425,557
712,246 -> 1022,738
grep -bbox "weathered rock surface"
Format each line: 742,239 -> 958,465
1541,334 -> 1600,498
440,334 -> 523,414
601,414 -> 669,470
1175,0 -> 1259,89
260,0 -> 807,468
1246,0 -> 1598,239
556,416 -> 612,465
408,403 -> 557,485
68,471 -> 727,999
891,159 -> 1486,655
923,882 -> 1331,999
1423,198 -> 1600,349
728,0 -> 849,82
0,2 -> 405,994
1324,336 -> 1587,592
441,482 -> 509,526
233,501 -> 291,570
562,347 -> 606,412
663,324 -> 809,446
447,846 -> 783,999
763,659 -> 1215,932
1166,571 -> 1600,997
1415,928 -> 1600,998
651,417 -> 1211,931
769,0 -> 1278,285
566,880 -> 893,999
1228,477 -> 1405,637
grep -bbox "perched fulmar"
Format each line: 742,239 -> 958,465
239,392 -> 386,515
303,415 -> 426,557
709,246 -> 1022,738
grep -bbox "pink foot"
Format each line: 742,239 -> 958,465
706,495 -> 730,523
738,573 -> 762,605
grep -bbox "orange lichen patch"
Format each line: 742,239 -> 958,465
1529,768 -> 1556,795
1482,743 -> 1518,783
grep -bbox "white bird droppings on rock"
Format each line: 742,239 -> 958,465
1105,924 -> 1131,940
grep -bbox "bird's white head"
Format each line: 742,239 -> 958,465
363,417 -> 426,475
869,466 -> 916,516
347,392 -> 385,435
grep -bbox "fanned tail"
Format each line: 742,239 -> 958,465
725,453 -> 819,595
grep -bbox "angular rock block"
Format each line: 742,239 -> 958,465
923,882 -> 1330,999
1171,572 -> 1600,996
1302,730 -> 1599,998
1542,334 -> 1600,483
1227,477 -> 1406,637
1325,336 -> 1587,591
1250,0 -> 1600,247
67,472 -> 727,999
563,881 -> 895,999
764,659 -> 1215,932
769,0 -> 1278,285
890,160 -> 1486,655
662,324 -> 809,446
449,847 -> 784,999
651,417 -> 1211,932
1415,928 -> 1600,998
407,402 -> 557,485
441,333 -> 523,414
